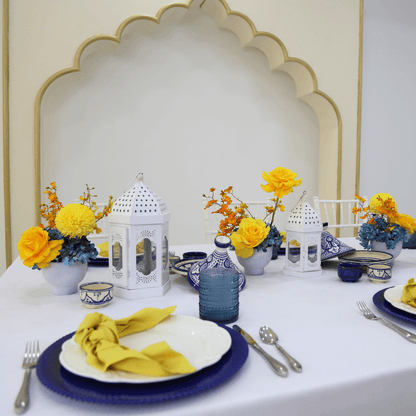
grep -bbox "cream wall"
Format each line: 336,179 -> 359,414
360,0 -> 416,218
4,0 -> 362,269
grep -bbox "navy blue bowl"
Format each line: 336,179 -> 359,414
337,262 -> 363,282
183,251 -> 207,260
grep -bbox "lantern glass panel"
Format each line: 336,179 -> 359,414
288,241 -> 301,264
162,236 -> 169,270
308,243 -> 318,263
112,242 -> 122,271
137,238 -> 157,275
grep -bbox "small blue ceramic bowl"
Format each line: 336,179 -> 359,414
337,262 -> 363,282
183,251 -> 207,260
79,282 -> 114,308
367,264 -> 392,283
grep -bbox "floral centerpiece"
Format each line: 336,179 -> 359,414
353,193 -> 416,250
203,167 -> 302,261
18,183 -> 114,269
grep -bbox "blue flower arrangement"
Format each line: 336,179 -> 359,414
354,194 -> 416,250
358,218 -> 409,250
46,228 -> 98,266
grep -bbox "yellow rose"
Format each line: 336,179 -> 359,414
369,193 -> 395,213
261,167 -> 302,198
230,218 -> 270,258
17,226 -> 63,269
55,203 -> 96,238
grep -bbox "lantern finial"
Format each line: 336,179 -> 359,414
136,171 -> 144,182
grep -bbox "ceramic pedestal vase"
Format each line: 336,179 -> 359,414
237,246 -> 272,275
42,261 -> 88,295
370,240 -> 403,262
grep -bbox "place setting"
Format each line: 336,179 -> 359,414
34,306 -> 250,405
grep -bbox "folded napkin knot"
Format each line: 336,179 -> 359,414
401,278 -> 416,308
74,306 -> 196,377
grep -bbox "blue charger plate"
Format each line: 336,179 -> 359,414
36,324 -> 248,404
373,287 -> 416,325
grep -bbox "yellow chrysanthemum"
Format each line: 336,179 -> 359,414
369,193 -> 396,213
55,203 -> 96,238
18,226 -> 63,269
230,218 -> 270,258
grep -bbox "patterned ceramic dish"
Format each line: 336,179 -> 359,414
172,259 -> 204,278
367,264 -> 392,283
338,250 -> 393,269
79,282 -> 114,308
337,262 -> 363,282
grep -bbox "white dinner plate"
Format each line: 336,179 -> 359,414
59,315 -> 232,384
384,285 -> 416,315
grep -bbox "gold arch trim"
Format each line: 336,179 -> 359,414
34,0 -> 344,224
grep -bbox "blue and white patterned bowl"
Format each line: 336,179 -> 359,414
367,264 -> 392,283
79,282 -> 114,308
337,262 -> 363,282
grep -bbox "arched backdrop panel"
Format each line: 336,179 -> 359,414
39,2 -> 322,245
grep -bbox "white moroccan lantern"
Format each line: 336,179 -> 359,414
283,193 -> 323,277
108,172 -> 171,299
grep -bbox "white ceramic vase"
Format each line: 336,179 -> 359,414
42,261 -> 88,295
237,246 -> 272,275
370,239 -> 403,262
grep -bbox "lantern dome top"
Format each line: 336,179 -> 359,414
111,172 -> 168,217
285,193 -> 322,232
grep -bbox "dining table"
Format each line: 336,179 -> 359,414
1,237 -> 416,416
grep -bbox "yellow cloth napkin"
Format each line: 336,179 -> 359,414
97,241 -> 144,257
401,278 -> 416,308
74,306 -> 196,376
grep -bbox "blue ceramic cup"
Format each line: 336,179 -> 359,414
337,262 -> 363,282
367,264 -> 392,283
199,268 -> 239,324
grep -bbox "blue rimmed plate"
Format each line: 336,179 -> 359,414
373,287 -> 416,325
36,324 -> 248,404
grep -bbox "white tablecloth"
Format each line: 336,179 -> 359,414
2,239 -> 416,416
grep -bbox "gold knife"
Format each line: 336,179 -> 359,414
233,325 -> 288,377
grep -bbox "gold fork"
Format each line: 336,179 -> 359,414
14,341 -> 40,414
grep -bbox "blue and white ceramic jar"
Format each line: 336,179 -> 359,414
188,236 -> 246,292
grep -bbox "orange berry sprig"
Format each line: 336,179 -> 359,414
40,182 -> 63,228
352,194 -> 370,220
203,186 -> 282,236
79,185 -> 114,234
